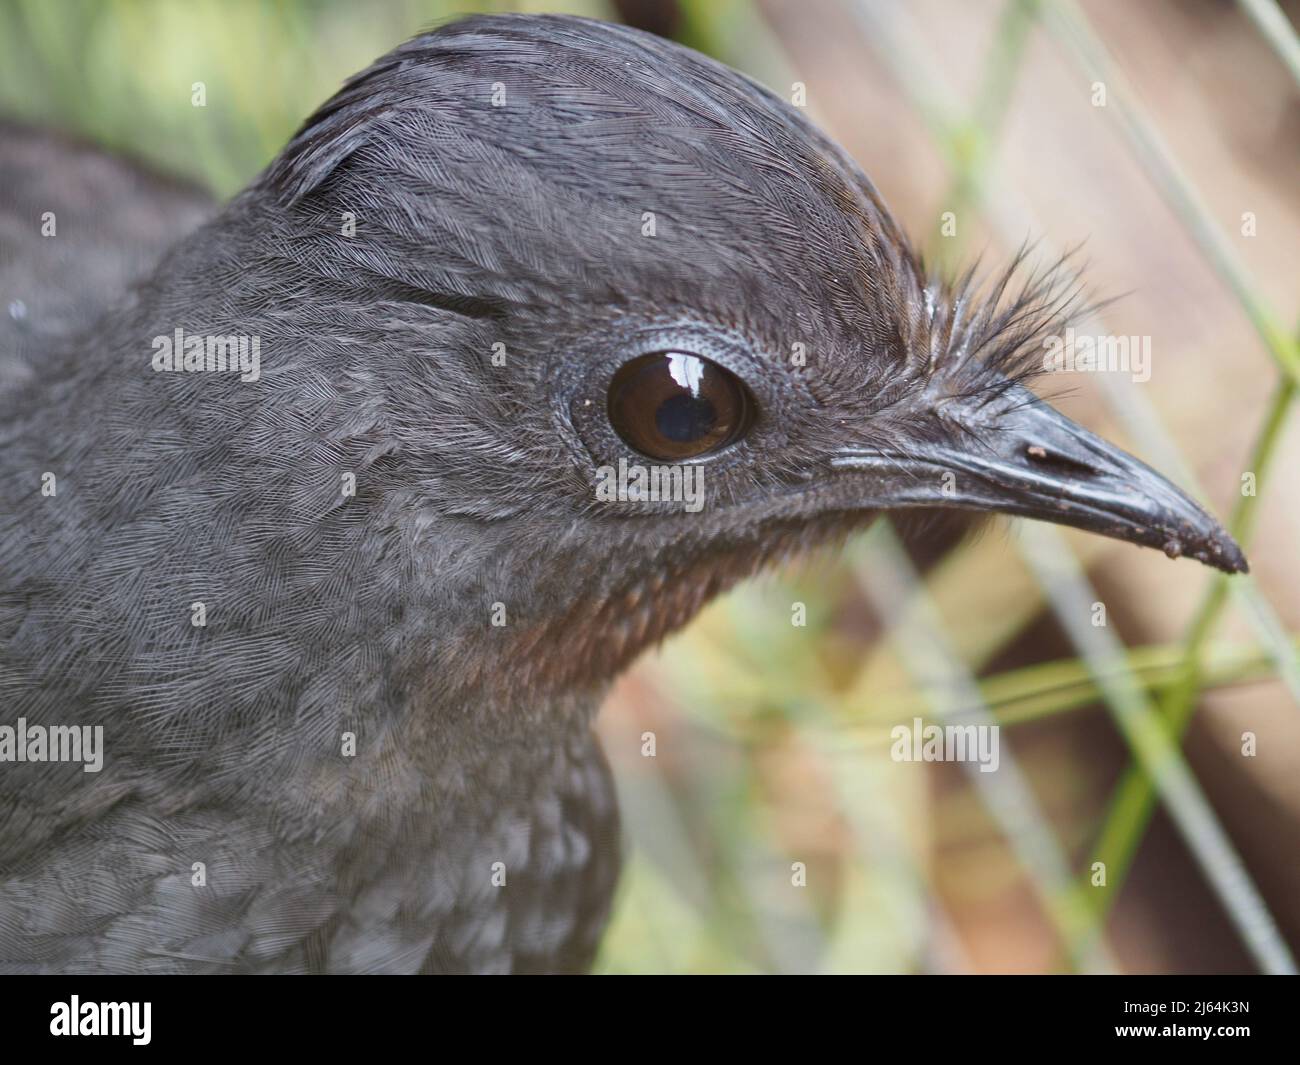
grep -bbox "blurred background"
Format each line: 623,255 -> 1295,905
2,0 -> 1296,973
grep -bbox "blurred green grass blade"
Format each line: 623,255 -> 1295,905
1237,0 -> 1300,86
1086,374 -> 1297,922
932,0 -> 1039,257
854,525 -> 1116,973
607,695 -> 833,974
666,616 -> 1287,749
1020,522 -> 1298,975
595,852 -> 758,974
866,636 -> 1287,736
809,728 -> 958,973
652,575 -> 943,971
1042,0 -> 1300,387
1088,370 -> 1300,707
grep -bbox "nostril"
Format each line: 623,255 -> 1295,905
1025,443 -> 1097,477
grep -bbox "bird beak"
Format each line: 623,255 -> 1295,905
831,385 -> 1247,574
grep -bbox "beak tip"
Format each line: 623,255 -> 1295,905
1170,530 -> 1248,575
1220,540 -> 1250,575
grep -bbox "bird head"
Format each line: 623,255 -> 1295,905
205,14 -> 1243,696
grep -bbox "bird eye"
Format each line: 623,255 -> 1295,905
607,352 -> 753,461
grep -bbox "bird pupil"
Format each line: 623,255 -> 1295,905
656,393 -> 717,442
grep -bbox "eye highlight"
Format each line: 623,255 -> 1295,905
607,352 -> 754,461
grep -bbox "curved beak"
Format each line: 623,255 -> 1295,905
832,385 -> 1247,574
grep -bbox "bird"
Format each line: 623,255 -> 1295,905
0,13 -> 1246,974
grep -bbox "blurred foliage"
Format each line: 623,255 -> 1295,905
0,0 -> 608,193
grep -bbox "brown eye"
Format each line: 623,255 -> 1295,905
607,352 -> 753,461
